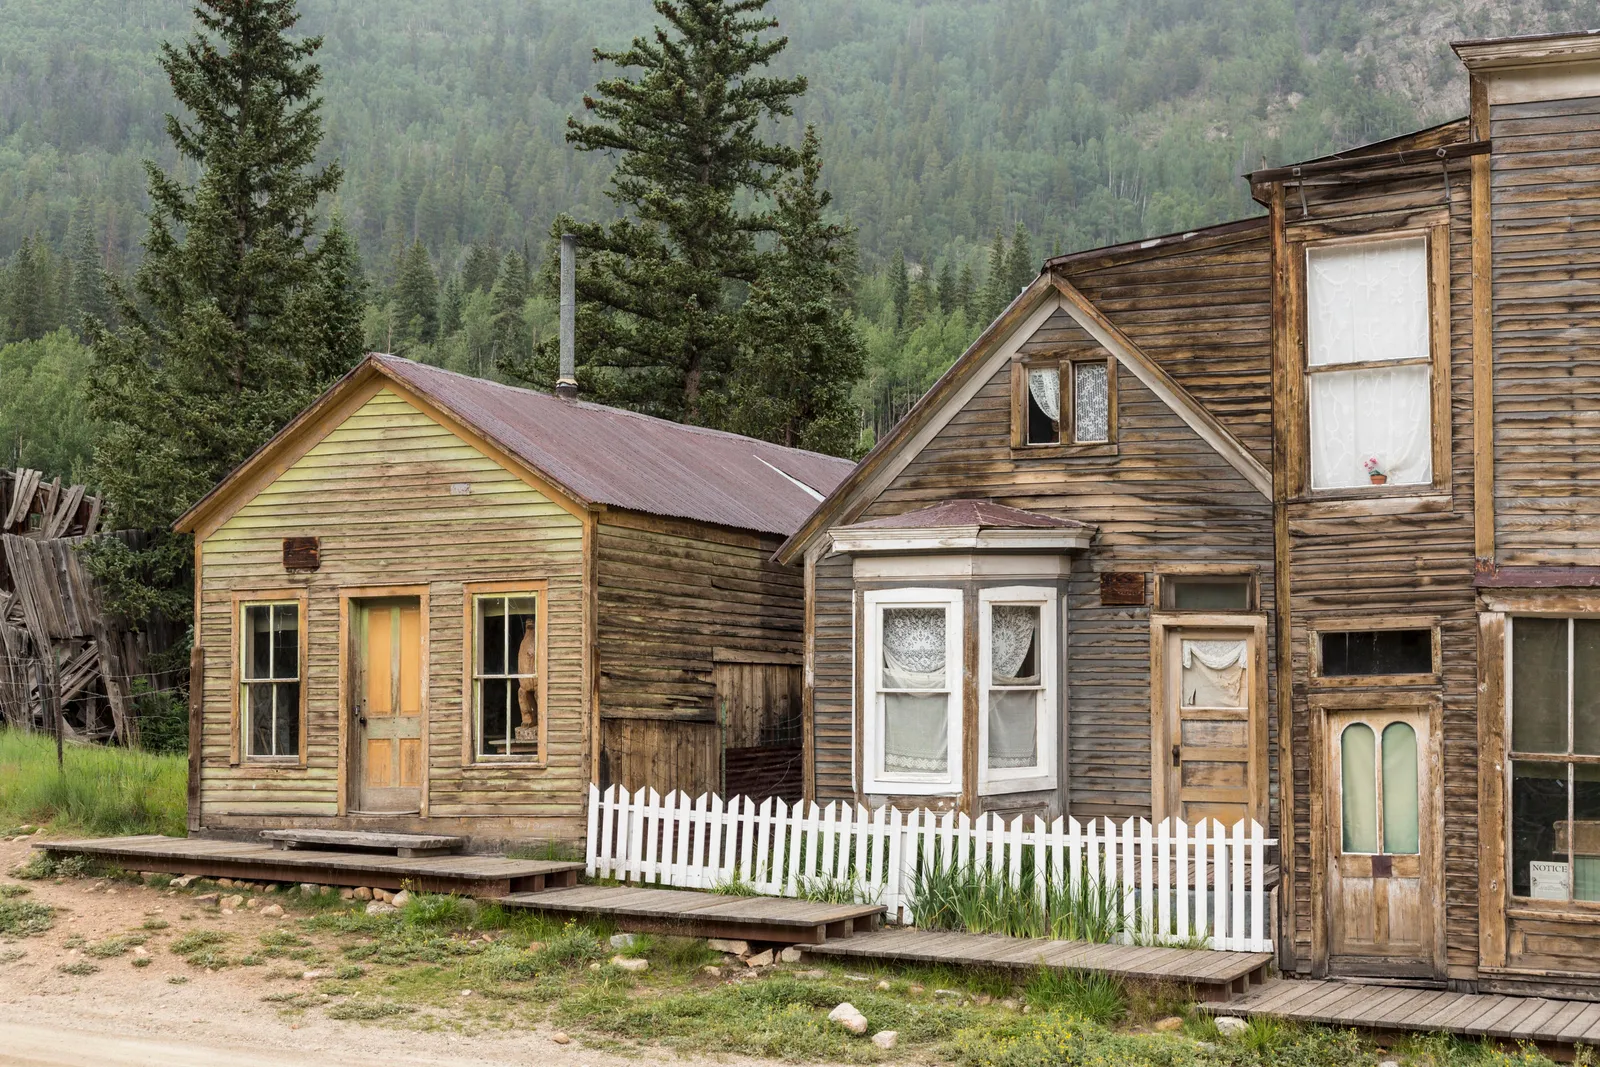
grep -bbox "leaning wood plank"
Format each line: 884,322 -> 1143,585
261,829 -> 465,852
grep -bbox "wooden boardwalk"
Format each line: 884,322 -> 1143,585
802,927 -> 1271,1002
1209,978 -> 1600,1050
501,885 -> 884,945
36,836 -> 582,896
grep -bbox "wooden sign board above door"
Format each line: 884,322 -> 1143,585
1100,571 -> 1145,606
283,536 -> 320,572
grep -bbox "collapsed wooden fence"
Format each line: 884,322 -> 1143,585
584,783 -> 1275,952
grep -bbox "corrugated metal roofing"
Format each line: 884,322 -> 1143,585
844,500 -> 1094,531
375,356 -> 856,537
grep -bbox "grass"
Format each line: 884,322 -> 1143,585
0,898 -> 54,936
0,729 -> 185,837
909,855 -> 1126,942
1022,969 -> 1127,1025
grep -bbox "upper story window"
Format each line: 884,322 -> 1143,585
1302,234 -> 1441,492
1016,358 -> 1114,448
241,601 -> 301,760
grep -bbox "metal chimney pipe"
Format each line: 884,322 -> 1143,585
556,233 -> 578,400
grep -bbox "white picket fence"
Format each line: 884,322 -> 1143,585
583,783 -> 1275,952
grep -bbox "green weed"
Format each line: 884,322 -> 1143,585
0,898 -> 53,936
325,999 -> 413,1021
1023,969 -> 1127,1025
0,884 -> 29,898
57,961 -> 99,976
171,929 -> 230,967
0,729 -> 185,836
83,934 -> 146,958
401,893 -> 476,928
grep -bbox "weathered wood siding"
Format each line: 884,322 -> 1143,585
197,386 -> 587,840
811,240 -> 1278,824
594,514 -> 805,797
1489,95 -> 1600,563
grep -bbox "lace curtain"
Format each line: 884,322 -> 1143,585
1028,367 -> 1060,421
1074,362 -> 1109,442
1309,365 -> 1432,489
881,608 -> 946,689
882,607 -> 949,774
991,605 -> 1039,684
1181,639 -> 1248,709
988,605 -> 1041,769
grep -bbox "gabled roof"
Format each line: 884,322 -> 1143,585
175,355 -> 857,540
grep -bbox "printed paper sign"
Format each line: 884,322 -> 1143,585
1531,860 -> 1569,900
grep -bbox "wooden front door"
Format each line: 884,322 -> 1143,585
352,597 -> 423,813
1158,626 -> 1263,827
1326,707 -> 1436,976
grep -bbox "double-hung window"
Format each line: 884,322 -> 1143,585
240,601 -> 302,760
979,587 -> 1058,793
864,589 -> 962,795
471,591 -> 542,761
1019,359 -> 1112,446
1304,235 -> 1437,491
1508,617 -> 1600,904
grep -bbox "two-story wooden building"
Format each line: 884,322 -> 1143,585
780,30 -> 1600,997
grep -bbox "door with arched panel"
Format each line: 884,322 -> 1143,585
1326,708 -> 1437,976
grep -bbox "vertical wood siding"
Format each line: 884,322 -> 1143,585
197,387 -> 586,836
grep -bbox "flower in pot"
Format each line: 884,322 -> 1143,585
1364,457 -> 1387,485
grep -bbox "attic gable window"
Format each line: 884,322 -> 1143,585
1014,358 -> 1115,449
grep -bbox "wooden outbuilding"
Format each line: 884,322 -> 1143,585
175,354 -> 851,848
779,29 -> 1600,997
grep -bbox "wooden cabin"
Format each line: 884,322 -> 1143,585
779,29 -> 1600,997
175,354 -> 851,848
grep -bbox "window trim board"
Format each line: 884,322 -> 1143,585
461,579 -> 550,769
230,588 -> 309,768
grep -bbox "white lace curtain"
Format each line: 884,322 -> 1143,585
882,607 -> 949,774
1028,367 -> 1060,421
991,605 -> 1039,685
989,605 -> 1041,769
1181,639 -> 1248,709
882,608 -> 946,689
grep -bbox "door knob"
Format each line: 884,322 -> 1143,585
1171,744 -> 1181,767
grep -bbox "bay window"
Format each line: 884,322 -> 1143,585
979,587 -> 1058,793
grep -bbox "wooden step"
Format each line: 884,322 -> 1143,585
500,885 -> 885,945
260,829 -> 465,857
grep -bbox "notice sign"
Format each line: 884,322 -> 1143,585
1531,860 -> 1569,900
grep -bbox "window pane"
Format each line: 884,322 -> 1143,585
1513,618 -> 1568,754
1309,364 -> 1433,489
883,693 -> 949,774
1073,362 -> 1109,443
478,597 -> 508,675
1306,237 -> 1429,367
245,604 -> 272,680
1320,630 -> 1432,677
1025,366 -> 1059,444
1575,620 -> 1600,756
248,684 -> 274,756
1341,723 -> 1378,853
1574,765 -> 1600,903
478,678 -> 512,757
1512,760 -> 1569,900
991,605 -> 1039,685
508,598 -> 538,679
1168,579 -> 1250,611
274,682 -> 300,757
271,605 -> 298,680
1382,722 -> 1419,855
882,607 -> 946,690
988,690 -> 1038,769
1180,640 -> 1248,709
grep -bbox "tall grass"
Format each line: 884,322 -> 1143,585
0,728 -> 186,837
908,849 -> 1127,942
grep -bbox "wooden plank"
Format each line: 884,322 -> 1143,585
261,829 -> 465,853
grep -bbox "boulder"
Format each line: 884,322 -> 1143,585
192,893 -> 219,907
217,878 -> 235,889
339,888 -> 355,900
702,966 -> 723,978
353,887 -> 373,901
828,1003 -> 869,1035
779,947 -> 803,963
746,949 -> 774,968
170,875 -> 197,889
245,898 -> 261,911
707,938 -> 749,956
221,895 -> 244,910
875,979 -> 892,991
1154,1016 -> 1184,1032
1214,1016 -> 1249,1037
1001,998 -> 1020,1012
871,1031 -> 899,1050
611,955 -> 648,973
609,933 -> 638,950
550,1032 -> 571,1045
525,941 -> 545,954
390,890 -> 411,908
298,884 -> 317,897
258,903 -> 284,919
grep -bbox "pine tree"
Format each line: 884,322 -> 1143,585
461,242 -> 498,294
1004,221 -> 1035,298
727,128 -> 864,456
512,0 -> 807,424
67,205 -> 111,337
392,239 -> 439,345
978,228 -> 1009,324
5,236 -> 49,343
890,249 -> 910,330
85,0 -> 363,626
936,260 -> 956,314
957,262 -> 976,318
489,249 -> 531,367
439,273 -> 463,337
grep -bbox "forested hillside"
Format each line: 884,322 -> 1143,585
1,0 -> 1595,471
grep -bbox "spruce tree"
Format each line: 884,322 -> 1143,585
5,236 -> 49,343
489,250 -> 531,367
727,129 -> 864,456
978,229 -> 1008,324
392,239 -> 439,345
936,261 -> 956,314
890,249 -> 910,330
512,0 -> 807,424
85,0 -> 363,625
461,243 -> 498,294
1004,221 -> 1035,298
67,206 -> 111,338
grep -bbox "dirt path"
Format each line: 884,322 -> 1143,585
0,835 -> 796,1067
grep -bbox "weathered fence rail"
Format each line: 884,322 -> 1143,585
584,783 -> 1274,952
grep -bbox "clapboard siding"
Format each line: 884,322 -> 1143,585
595,515 -> 804,797
812,552 -> 856,801
197,387 -> 587,838
1490,95 -> 1600,561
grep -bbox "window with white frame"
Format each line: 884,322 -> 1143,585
979,587 -> 1058,793
241,602 -> 300,759
865,589 -> 962,794
1305,236 -> 1434,490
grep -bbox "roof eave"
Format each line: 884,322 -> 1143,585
829,525 -> 1095,556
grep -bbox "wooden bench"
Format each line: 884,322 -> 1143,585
259,829 -> 465,858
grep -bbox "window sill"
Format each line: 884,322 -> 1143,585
1310,673 -> 1441,689
469,759 -> 547,769
1012,442 -> 1117,460
980,776 -> 1057,797
238,756 -> 304,768
864,776 -> 961,797
1288,489 -> 1454,519
1506,902 -> 1600,924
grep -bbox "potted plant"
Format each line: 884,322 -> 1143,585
1364,457 -> 1387,485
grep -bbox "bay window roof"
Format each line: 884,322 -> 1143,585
830,500 -> 1095,555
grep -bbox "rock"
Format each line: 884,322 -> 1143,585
218,878 -> 235,889
875,979 -> 892,991
525,941 -> 545,953
845,974 -> 870,982
588,962 -> 601,972
779,947 -> 803,963
192,893 -> 219,907
934,989 -> 962,999
1154,1016 -> 1184,1032
105,888 -> 118,896
1214,1016 -> 1249,1037
550,1032 -> 571,1045
608,933 -> 637,950
298,883 -> 317,897
459,989 -> 473,997
1001,998 -> 1020,1012
1378,1062 -> 1400,1067
339,888 -> 354,900
221,895 -> 244,910
245,898 -> 260,911
707,938 -> 750,956
133,946 -> 149,958
262,884 -> 277,894
973,993 -> 993,1006
258,904 -> 284,919
302,970 -> 328,980
828,1002 -> 869,1035
390,890 -> 411,908
799,969 -> 828,980
611,955 -> 648,973
871,1031 -> 899,1050
140,872 -> 161,885
365,900 -> 397,916
746,949 -> 774,968
702,965 -> 723,977
170,875 -> 196,889
353,887 -> 373,901
908,984 -> 924,994
375,889 -> 393,903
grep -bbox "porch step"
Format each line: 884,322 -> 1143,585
499,885 -> 885,945
259,829 -> 465,857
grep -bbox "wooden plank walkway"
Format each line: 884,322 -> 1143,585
801,927 -> 1272,1002
36,836 -> 581,896
1208,979 -> 1600,1050
260,829 -> 464,857
501,885 -> 885,945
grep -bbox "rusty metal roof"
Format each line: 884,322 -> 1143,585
845,500 -> 1093,532
374,356 -> 855,537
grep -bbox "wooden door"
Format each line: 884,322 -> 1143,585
1326,707 -> 1436,976
353,598 -> 423,813
1159,627 -> 1260,827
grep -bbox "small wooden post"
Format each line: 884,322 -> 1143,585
187,645 -> 204,833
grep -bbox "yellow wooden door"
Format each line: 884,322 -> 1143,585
1327,708 -> 1436,977
355,598 -> 423,812
1161,628 -> 1258,827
